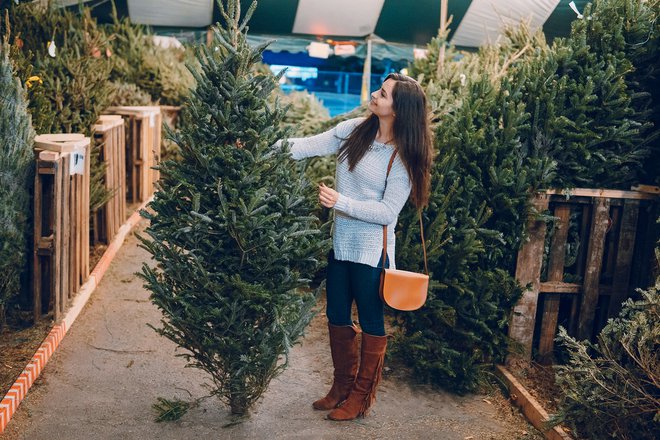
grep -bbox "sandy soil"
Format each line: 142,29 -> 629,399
0,320 -> 52,399
2,221 -> 542,440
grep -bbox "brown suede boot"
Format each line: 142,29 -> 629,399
312,323 -> 361,410
327,332 -> 387,421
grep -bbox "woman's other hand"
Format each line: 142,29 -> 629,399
319,183 -> 339,208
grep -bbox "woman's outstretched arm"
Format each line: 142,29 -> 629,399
277,118 -> 362,160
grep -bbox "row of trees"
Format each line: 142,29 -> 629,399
0,0 -> 195,328
0,0 -> 339,329
395,0 -> 658,389
395,1 -> 658,437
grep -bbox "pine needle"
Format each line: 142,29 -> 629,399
152,397 -> 191,422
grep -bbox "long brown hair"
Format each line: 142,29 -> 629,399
337,73 -> 433,208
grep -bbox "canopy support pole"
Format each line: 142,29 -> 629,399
361,35 -> 373,104
437,0 -> 449,77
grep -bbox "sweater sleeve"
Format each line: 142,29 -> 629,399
333,156 -> 412,225
284,118 -> 364,160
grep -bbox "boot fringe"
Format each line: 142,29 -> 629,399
358,351 -> 384,416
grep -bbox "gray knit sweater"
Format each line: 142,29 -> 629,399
287,117 -> 412,269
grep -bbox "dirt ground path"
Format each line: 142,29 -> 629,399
2,221 -> 541,440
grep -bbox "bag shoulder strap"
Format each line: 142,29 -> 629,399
382,150 -> 428,275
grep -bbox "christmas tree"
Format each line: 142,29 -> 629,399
410,22 -> 546,122
514,0 -> 659,188
139,0 -> 328,416
0,39 -> 35,329
1,2 -> 115,213
277,90 -> 330,137
107,81 -> 154,107
393,0 -> 658,392
553,273 -> 660,439
103,4 -> 195,106
394,22 -> 552,393
394,73 -> 553,393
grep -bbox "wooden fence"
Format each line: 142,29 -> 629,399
106,106 -> 162,203
33,134 -> 91,322
509,188 -> 659,364
92,115 -> 127,244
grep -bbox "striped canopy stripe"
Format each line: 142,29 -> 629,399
56,0 -> 589,48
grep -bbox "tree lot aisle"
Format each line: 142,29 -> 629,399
2,222 -> 540,440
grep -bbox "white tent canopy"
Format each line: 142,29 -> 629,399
451,0 -> 560,47
52,0 -> 587,48
127,0 -> 214,27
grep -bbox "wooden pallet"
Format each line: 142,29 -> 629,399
92,116 -> 127,244
105,106 -> 162,203
33,135 -> 91,322
509,188 -> 658,363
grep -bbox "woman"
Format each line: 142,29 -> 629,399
283,73 -> 433,421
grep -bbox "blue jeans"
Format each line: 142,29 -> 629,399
325,250 -> 389,336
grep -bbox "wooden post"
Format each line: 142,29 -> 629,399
153,111 -> 162,186
569,204 -> 591,335
140,115 -> 150,201
105,127 -> 114,240
508,193 -> 549,362
71,152 -> 80,296
59,153 -> 69,311
32,160 -> 43,322
119,120 -> 126,222
605,206 -> 621,278
51,153 -> 63,319
33,152 -> 63,322
607,199 -> 639,317
360,37 -> 372,104
82,140 -> 90,281
94,116 -> 127,244
577,197 -> 610,340
131,116 -> 138,202
206,27 -> 213,46
538,204 -> 571,364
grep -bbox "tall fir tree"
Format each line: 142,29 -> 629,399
579,0 -> 659,185
102,3 -> 195,106
395,23 -> 553,393
514,0 -> 659,188
394,74 -> 553,393
138,0 -> 328,416
0,39 -> 35,329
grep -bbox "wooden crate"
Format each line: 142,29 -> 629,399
106,106 -> 162,203
92,115 -> 127,244
33,134 -> 91,322
508,188 -> 659,364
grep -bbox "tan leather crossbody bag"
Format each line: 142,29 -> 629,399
379,150 -> 429,311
